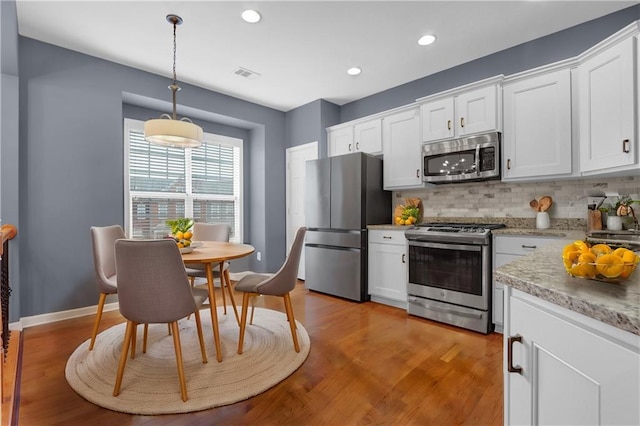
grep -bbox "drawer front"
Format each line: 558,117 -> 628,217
494,235 -> 559,256
369,229 -> 406,245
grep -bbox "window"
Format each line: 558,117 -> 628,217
124,118 -> 243,242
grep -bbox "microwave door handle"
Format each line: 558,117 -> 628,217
475,144 -> 481,176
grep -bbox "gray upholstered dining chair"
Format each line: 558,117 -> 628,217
184,223 -> 239,324
89,225 -> 125,350
112,239 -> 208,402
236,227 -> 306,354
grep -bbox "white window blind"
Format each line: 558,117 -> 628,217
124,118 -> 243,242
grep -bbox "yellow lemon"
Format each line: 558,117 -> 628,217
574,240 -> 590,253
590,244 -> 612,257
595,254 -> 625,278
562,251 -> 581,271
569,262 -> 596,278
175,231 -> 184,240
184,231 -> 193,240
177,242 -> 184,248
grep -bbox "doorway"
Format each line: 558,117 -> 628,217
285,142 -> 318,280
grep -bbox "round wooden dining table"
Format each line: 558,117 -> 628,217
182,241 -> 255,362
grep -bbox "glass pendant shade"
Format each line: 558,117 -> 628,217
144,115 -> 203,148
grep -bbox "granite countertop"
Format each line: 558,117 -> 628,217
495,241 -> 640,336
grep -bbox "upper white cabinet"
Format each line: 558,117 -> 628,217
382,106 -> 422,189
502,68 -> 573,180
420,81 -> 502,143
327,118 -> 382,157
578,36 -> 636,173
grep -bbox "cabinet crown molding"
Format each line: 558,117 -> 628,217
415,75 -> 504,104
576,19 -> 639,63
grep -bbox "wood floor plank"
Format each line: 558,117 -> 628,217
17,282 -> 503,425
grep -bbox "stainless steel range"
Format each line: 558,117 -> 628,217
404,222 -> 505,334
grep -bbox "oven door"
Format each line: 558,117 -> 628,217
407,240 -> 491,311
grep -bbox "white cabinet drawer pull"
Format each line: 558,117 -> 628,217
522,245 -> 537,249
623,139 -> 630,153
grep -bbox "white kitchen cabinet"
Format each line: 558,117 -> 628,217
327,118 -> 382,157
382,106 -> 422,189
493,235 -> 559,330
504,287 -> 640,425
578,36 -> 636,173
502,68 -> 573,180
368,229 -> 407,309
420,83 -> 501,143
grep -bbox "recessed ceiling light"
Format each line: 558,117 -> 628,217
241,9 -> 261,23
418,34 -> 437,46
347,67 -> 362,76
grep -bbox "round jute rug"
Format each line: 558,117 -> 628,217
65,307 -> 310,415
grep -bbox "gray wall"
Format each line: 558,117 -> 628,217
16,35 -> 286,317
340,4 -> 640,122
285,98 -> 341,157
1,0 -> 21,322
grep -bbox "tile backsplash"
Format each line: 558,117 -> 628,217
396,176 -> 639,221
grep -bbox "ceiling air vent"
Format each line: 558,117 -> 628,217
233,67 -> 261,80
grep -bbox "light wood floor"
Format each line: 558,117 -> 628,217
18,282 -> 503,425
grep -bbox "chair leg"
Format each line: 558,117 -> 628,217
283,293 -> 300,353
142,323 -> 149,354
219,263 -> 227,315
193,309 -> 208,364
113,320 -> 135,396
237,293 -> 251,354
187,277 -> 195,320
168,323 -> 172,336
130,322 -> 138,359
250,295 -> 256,325
89,293 -> 107,350
223,268 -> 240,325
170,321 -> 188,402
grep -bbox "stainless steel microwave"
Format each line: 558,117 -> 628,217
422,132 -> 501,184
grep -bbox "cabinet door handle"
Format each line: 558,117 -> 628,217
447,120 -> 452,131
460,117 -> 465,128
623,139 -> 630,153
383,236 -> 392,239
507,335 -> 523,375
522,245 -> 537,249
348,143 -> 352,152
402,253 -> 406,263
507,159 -> 511,170
356,142 -> 360,150
416,169 -> 420,178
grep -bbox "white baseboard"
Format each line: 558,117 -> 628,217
12,301 -> 120,330
9,270 -> 258,330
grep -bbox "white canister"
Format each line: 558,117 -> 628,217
536,212 -> 550,229
607,215 -> 623,231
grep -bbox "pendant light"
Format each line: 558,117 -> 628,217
144,14 -> 203,148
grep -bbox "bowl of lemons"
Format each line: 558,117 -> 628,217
562,240 -> 640,282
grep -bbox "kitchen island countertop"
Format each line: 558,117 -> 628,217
495,241 -> 640,336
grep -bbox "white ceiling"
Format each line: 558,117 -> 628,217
15,1 -> 638,112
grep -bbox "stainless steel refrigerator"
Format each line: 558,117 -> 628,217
304,152 -> 391,302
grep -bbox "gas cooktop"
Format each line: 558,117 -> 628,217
405,222 -> 506,244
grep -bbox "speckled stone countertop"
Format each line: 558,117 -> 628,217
495,241 -> 640,336
369,216 -> 587,240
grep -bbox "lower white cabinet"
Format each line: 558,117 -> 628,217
493,235 -> 559,330
368,229 -> 407,309
504,287 -> 640,425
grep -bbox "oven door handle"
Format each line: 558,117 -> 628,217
475,143 -> 481,176
408,297 -> 483,319
408,240 -> 482,252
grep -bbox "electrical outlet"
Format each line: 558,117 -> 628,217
257,251 -> 261,261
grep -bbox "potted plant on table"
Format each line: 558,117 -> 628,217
166,218 -> 194,250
